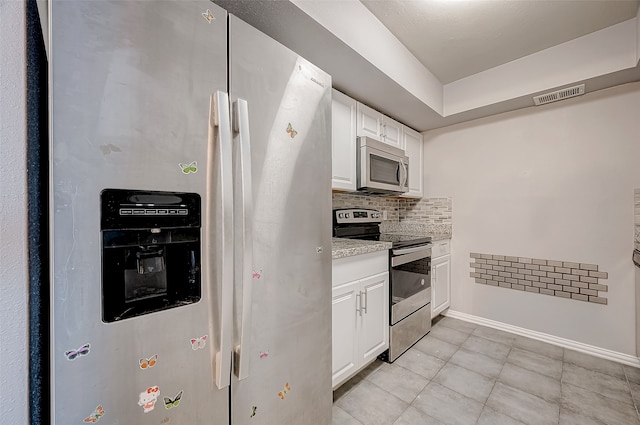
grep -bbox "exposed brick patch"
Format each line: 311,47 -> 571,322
470,252 -> 608,305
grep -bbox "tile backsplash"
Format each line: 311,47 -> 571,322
332,192 -> 452,235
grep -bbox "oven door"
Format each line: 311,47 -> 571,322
390,245 -> 431,325
357,137 -> 409,194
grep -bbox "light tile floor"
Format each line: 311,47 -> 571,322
333,316 -> 640,425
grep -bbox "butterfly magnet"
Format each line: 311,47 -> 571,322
83,405 -> 104,423
179,161 -> 197,174
259,351 -> 269,359
164,390 -> 183,409
202,9 -> 216,23
278,382 -> 291,400
139,354 -> 158,370
252,269 -> 262,280
286,123 -> 298,139
190,335 -> 207,350
65,343 -> 90,361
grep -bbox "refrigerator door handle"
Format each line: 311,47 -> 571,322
232,98 -> 254,380
208,91 -> 234,390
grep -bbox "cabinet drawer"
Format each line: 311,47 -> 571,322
432,240 -> 450,258
333,251 -> 388,287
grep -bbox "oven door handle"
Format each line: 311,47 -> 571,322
392,244 -> 432,256
392,247 -> 432,268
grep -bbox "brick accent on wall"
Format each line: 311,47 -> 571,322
470,253 -> 608,305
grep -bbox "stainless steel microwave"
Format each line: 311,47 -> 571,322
356,136 -> 409,195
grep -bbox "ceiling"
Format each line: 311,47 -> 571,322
216,0 -> 640,131
361,0 -> 639,84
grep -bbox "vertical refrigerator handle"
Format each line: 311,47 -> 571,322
207,91 -> 233,390
232,99 -> 254,380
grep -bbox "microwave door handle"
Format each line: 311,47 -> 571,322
207,91 -> 233,390
401,161 -> 408,189
232,99 -> 254,381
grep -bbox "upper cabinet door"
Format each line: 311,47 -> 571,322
356,102 -> 383,141
332,90 -> 357,191
401,126 -> 423,198
381,116 -> 403,149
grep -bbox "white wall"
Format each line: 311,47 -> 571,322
423,82 -> 640,355
0,1 -> 29,424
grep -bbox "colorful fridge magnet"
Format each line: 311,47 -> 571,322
190,335 -> 207,350
250,406 -> 257,418
83,405 -> 104,423
163,390 -> 183,409
179,161 -> 197,174
139,354 -> 158,370
259,351 -> 269,359
202,9 -> 215,23
286,123 -> 298,139
278,382 -> 291,400
65,343 -> 90,361
138,386 -> 160,413
252,269 -> 262,280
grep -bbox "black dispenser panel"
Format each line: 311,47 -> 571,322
101,189 -> 201,322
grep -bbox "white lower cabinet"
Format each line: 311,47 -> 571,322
332,251 -> 389,389
431,240 -> 451,319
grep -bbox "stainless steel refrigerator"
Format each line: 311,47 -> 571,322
47,1 -> 332,424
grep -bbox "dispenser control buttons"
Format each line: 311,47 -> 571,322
119,208 -> 188,216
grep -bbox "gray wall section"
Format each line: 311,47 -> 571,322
0,1 -> 29,424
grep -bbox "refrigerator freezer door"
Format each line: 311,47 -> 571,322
50,1 -> 229,424
229,15 -> 333,425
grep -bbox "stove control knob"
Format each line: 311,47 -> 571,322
338,213 -> 344,219
345,213 -> 351,218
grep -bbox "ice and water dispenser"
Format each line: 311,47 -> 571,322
101,189 -> 201,322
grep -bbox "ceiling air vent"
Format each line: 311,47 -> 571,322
533,84 -> 585,106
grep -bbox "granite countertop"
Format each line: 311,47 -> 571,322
332,238 -> 392,260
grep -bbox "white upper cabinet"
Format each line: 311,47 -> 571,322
401,126 -> 424,198
381,115 -> 403,148
356,102 -> 383,141
356,102 -> 403,149
331,89 -> 357,191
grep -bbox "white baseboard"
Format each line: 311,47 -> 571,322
443,309 -> 640,368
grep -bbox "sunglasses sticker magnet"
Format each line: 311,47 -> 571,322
259,351 -> 269,359
138,386 -> 160,413
163,390 -> 183,410
139,354 -> 158,370
65,343 -> 90,361
250,406 -> 257,418
83,405 -> 104,423
190,335 -> 207,350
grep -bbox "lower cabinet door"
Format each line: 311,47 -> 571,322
331,280 -> 359,388
358,272 -> 389,365
432,255 -> 451,318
